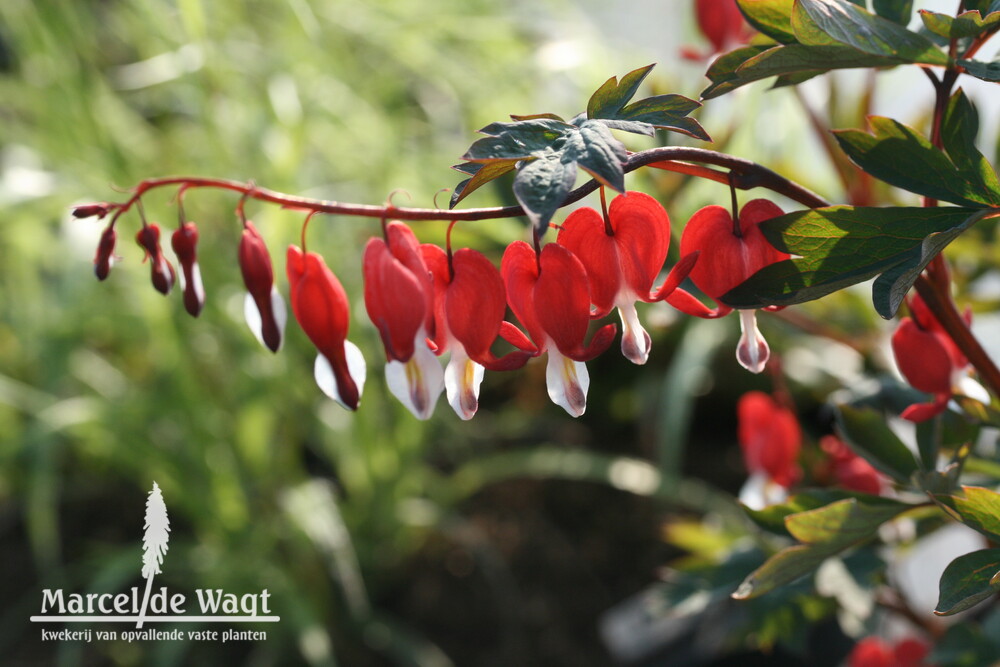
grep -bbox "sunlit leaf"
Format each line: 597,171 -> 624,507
935,486 -> 1000,541
736,0 -> 797,43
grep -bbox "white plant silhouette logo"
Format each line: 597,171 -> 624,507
137,481 -> 170,629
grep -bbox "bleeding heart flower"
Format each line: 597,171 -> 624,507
557,191 -> 693,365
135,224 -> 176,295
680,0 -> 753,61
363,221 -> 444,420
890,293 -> 974,422
171,222 -> 205,317
820,435 -> 884,496
501,240 -> 616,417
737,391 -> 801,508
422,244 -> 534,420
287,245 -> 365,410
678,199 -> 790,373
94,225 -> 117,281
238,221 -> 287,353
847,637 -> 932,667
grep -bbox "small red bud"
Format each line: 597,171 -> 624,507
73,203 -> 111,220
171,222 -> 205,317
238,221 -> 283,352
94,226 -> 117,281
136,224 -> 176,295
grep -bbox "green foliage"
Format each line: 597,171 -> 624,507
934,548 -> 1000,616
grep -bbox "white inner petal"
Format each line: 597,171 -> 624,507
545,347 -> 589,417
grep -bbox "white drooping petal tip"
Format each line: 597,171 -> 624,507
545,348 -> 589,417
385,336 -> 444,420
444,347 -> 485,420
243,288 -> 287,351
736,309 -> 769,374
738,471 -> 788,510
314,341 -> 367,410
617,301 -> 651,365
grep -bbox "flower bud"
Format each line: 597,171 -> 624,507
238,221 -> 285,352
73,203 -> 110,219
171,222 -> 205,317
94,226 -> 117,281
135,224 -> 176,295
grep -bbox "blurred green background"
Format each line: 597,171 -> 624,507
2,1 -> 996,665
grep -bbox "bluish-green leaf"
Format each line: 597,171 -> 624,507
794,0 -> 949,65
613,94 -> 709,141
833,116 -> 1000,207
874,0 -> 914,26
960,54 -> 1000,82
935,548 -> 1000,616
721,206 -> 985,310
462,119 -> 572,161
511,146 -> 577,234
570,120 -> 626,192
834,404 -> 919,482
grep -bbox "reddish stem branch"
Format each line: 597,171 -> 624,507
105,147 -> 830,228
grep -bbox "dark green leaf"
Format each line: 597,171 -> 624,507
509,112 -> 566,122
935,549 -> 1000,616
920,9 -> 1000,39
935,486 -> 1000,541
833,116 -> 1000,207
586,64 -> 654,121
462,119 -> 572,161
702,44 -> 904,99
743,489 -> 855,536
596,119 -> 656,137
871,209 -> 993,318
834,404 -> 919,482
449,160 -> 518,209
569,120 -> 626,192
734,497 -> 908,598
874,0 -> 915,26
770,70 -> 825,89
721,206 -> 984,310
960,55 -> 1000,82
941,89 -> 1000,194
511,146 -> 577,234
614,94 -> 710,141
930,622 -> 1000,667
794,0 -> 949,65
736,0 -> 798,43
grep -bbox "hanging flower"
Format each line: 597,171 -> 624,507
422,244 -> 534,420
556,191 -> 693,365
737,390 -> 801,509
501,240 -> 616,417
135,224 -> 176,295
363,221 -> 444,420
238,221 -> 287,353
287,245 -> 365,410
171,222 -> 205,317
680,0 -> 754,61
891,293 -> 977,422
819,435 -> 884,496
678,199 -> 790,373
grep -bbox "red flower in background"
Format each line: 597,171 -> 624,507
287,245 -> 365,411
93,226 -> 117,281
238,221 -> 286,353
363,222 -> 444,420
171,222 -> 205,317
678,199 -> 790,373
681,0 -> 753,61
502,241 -> 616,417
892,293 -> 971,422
422,245 -> 534,420
820,435 -> 884,496
848,637 -> 933,667
737,391 -> 801,507
135,223 -> 176,296
557,191 -> 693,365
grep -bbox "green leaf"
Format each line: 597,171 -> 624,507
721,206 -> 985,311
586,64 -> 654,120
702,44 -> 904,99
736,0 -> 797,43
960,54 -> 1000,82
511,146 -> 578,234
833,116 -> 1000,207
462,118 -> 572,161
941,90 -> 1000,194
449,160 -> 518,209
920,9 -> 1000,39
568,120 -> 627,192
935,549 -> 1000,616
874,0 -> 915,26
734,497 -> 908,599
509,112 -> 566,122
935,486 -> 1000,541
605,94 -> 710,141
834,404 -> 920,482
794,0 -> 949,65
743,489 -> 856,536
871,208 -> 994,318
